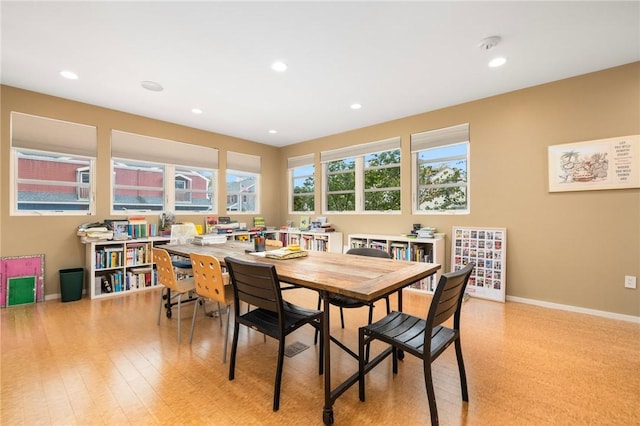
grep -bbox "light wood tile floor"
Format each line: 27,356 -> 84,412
2,287 -> 639,425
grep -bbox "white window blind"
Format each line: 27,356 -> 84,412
320,137 -> 401,163
287,153 -> 314,169
227,151 -> 261,173
411,123 -> 469,152
111,130 -> 219,169
11,112 -> 97,157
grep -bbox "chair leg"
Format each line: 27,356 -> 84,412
314,294 -> 321,345
189,296 -> 201,344
176,294 -> 183,343
385,295 -> 391,314
365,304 -> 374,362
229,317 -> 240,380
455,338 -> 469,402
273,339 -> 286,411
424,363 -> 439,426
157,287 -> 165,325
217,302 -> 224,328
339,307 -> 345,328
317,322 -> 324,375
222,305 -> 231,363
358,328 -> 366,402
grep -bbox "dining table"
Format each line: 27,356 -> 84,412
162,240 -> 440,425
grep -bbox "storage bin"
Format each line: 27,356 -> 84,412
59,268 -> 84,302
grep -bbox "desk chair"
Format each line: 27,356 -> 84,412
314,247 -> 392,351
224,256 -> 324,412
153,247 -> 196,343
357,262 -> 475,426
188,253 -> 233,362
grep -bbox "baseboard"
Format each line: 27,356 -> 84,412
506,295 -> 640,323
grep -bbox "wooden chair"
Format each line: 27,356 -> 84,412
357,262 -> 475,426
153,247 -> 196,343
224,256 -> 324,412
188,253 -> 233,362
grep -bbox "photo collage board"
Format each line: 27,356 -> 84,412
451,226 -> 506,302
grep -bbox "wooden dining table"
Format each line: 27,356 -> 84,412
162,241 -> 440,425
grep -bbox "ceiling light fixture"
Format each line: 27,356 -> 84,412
271,61 -> 287,72
192,108 -> 203,114
489,57 -> 507,68
350,103 -> 362,110
268,129 -> 278,134
60,70 -> 78,80
141,80 -> 164,92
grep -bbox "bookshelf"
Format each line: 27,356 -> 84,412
278,230 -> 343,253
348,233 -> 445,293
85,237 -> 169,299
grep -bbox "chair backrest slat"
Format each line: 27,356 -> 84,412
225,257 -> 281,313
426,262 -> 474,336
346,247 -> 392,259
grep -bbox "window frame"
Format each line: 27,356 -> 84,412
321,137 -> 401,214
111,159 -> 218,214
11,147 -> 97,216
225,169 -> 260,214
289,163 -> 315,214
411,123 -> 470,215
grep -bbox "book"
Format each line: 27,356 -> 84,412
205,215 -> 218,234
264,247 -> 309,260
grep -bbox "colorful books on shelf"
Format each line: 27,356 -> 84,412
205,215 -> 218,234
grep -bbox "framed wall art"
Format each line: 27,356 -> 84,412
548,135 -> 639,192
451,226 -> 506,302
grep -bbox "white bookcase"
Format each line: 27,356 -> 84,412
85,237 -> 169,299
348,233 -> 445,293
278,230 -> 343,253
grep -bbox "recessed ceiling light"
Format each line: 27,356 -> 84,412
489,57 -> 507,68
271,61 -> 287,72
350,103 -> 362,110
60,70 -> 78,80
192,108 -> 203,114
268,129 -> 278,134
141,80 -> 164,92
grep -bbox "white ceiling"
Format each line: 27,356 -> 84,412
1,1 -> 638,147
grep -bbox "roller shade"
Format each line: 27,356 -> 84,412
11,112 -> 97,157
411,123 -> 469,152
320,136 -> 400,163
287,153 -> 314,169
227,151 -> 261,173
111,130 -> 218,169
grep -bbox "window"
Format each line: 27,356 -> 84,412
226,151 -> 260,213
321,137 -> 401,213
411,123 -> 470,214
288,154 -> 315,213
111,131 -> 218,214
10,112 -> 97,215
112,159 -> 164,212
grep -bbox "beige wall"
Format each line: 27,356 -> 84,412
2,62 -> 639,317
1,86 -> 282,298
279,62 -> 640,317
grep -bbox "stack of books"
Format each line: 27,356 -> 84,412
192,234 -> 227,245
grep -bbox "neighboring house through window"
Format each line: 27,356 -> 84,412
10,112 -> 97,215
226,151 -> 260,213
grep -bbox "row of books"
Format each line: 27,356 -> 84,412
349,241 -> 433,263
98,268 -> 155,294
94,243 -> 152,269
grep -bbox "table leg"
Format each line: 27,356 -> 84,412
321,291 -> 334,425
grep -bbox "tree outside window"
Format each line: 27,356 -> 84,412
416,143 -> 468,212
292,164 -> 315,212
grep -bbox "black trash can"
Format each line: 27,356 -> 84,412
60,268 -> 84,302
